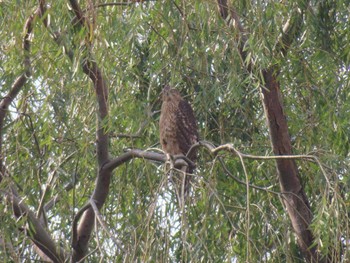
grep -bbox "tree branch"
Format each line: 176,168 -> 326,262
36,1 -> 113,260
189,141 -> 330,193
275,1 -> 309,57
216,0 -> 248,65
102,148 -> 188,172
1,189 -> 66,262
106,143 -> 328,196
68,1 -> 113,261
0,7 -> 37,181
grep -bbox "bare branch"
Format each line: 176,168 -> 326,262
103,148 -> 189,172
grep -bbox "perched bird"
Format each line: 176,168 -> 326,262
159,85 -> 199,200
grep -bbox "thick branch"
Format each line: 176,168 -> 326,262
2,190 -> 66,262
68,1 -> 111,261
261,68 -> 319,261
0,10 -> 36,180
37,1 -> 111,260
81,60 -> 110,165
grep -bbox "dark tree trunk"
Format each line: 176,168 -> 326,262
262,68 -> 318,262
216,1 -> 327,261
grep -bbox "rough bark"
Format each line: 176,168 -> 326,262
216,1 -> 325,261
261,68 -> 317,261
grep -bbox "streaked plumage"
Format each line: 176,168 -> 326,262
159,85 -> 199,198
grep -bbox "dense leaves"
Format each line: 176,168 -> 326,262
0,0 -> 349,262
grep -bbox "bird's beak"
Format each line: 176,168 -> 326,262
161,85 -> 171,97
163,85 -> 171,93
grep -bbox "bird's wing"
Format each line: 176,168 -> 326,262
175,99 -> 199,158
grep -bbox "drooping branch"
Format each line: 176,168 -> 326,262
89,199 -> 125,252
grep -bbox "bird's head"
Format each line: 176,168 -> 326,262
161,85 -> 182,102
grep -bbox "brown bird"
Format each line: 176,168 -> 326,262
159,85 -> 199,201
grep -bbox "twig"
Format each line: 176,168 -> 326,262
36,151 -> 77,220
89,199 -> 126,253
84,0 -> 157,12
215,143 -> 330,187
187,141 -> 331,193
110,110 -> 158,139
189,141 -> 277,192
44,174 -> 77,212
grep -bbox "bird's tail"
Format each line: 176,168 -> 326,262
175,165 -> 193,208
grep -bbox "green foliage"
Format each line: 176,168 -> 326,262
0,0 -> 349,262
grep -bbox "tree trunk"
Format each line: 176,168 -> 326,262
216,1 -> 326,261
262,68 -> 318,262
